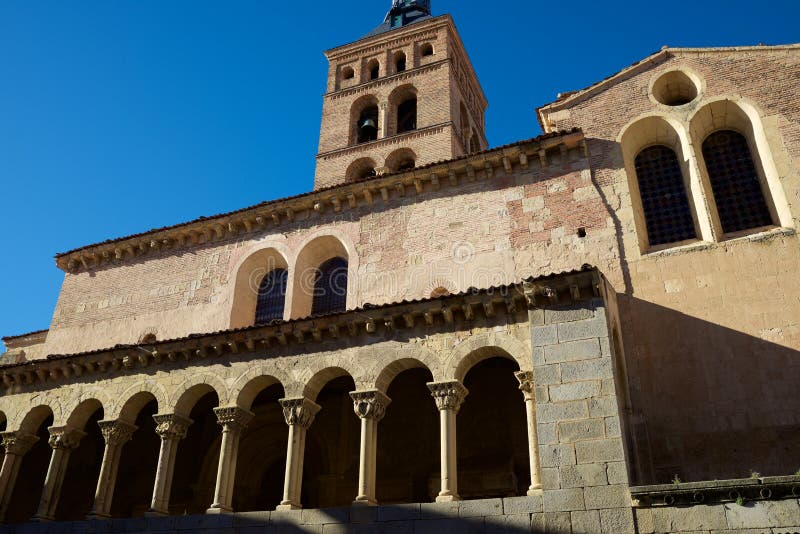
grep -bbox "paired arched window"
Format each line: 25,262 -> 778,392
702,130 -> 773,234
255,269 -> 288,326
395,52 -> 406,73
356,105 -> 379,144
634,145 -> 697,247
312,257 -> 348,316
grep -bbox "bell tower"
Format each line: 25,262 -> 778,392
314,1 -> 488,190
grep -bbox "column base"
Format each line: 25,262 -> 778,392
206,505 -> 233,515
276,502 -> 302,511
30,515 -> 54,523
527,485 -> 543,497
86,512 -> 112,521
144,510 -> 169,518
352,497 -> 378,506
435,493 -> 461,503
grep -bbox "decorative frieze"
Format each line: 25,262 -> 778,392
427,381 -> 469,412
280,398 -> 321,429
350,390 -> 391,421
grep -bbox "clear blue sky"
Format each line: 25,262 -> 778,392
1,0 -> 797,344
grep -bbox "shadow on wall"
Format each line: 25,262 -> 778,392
0,504 -> 602,533
623,296 -> 800,485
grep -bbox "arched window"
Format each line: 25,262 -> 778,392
366,59 -> 380,81
255,268 -> 288,325
702,130 -> 773,234
311,257 -> 348,316
420,43 -> 434,57
357,105 -> 379,144
397,97 -> 417,134
634,145 -> 697,246
395,52 -> 406,73
341,66 -> 355,80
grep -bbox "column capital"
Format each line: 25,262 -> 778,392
0,430 -> 39,456
98,420 -> 138,446
47,426 -> 87,450
152,414 -> 192,441
279,397 -> 321,429
427,381 -> 469,412
350,390 -> 391,421
515,371 -> 535,401
213,406 -> 254,432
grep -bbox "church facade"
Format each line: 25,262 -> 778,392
1,2 -> 799,532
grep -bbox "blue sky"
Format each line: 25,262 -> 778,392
0,0 -> 797,344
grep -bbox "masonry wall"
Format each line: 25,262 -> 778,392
538,49 -> 800,484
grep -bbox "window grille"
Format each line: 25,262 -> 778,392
702,130 -> 773,234
634,145 -> 697,246
311,257 -> 348,316
255,269 -> 288,326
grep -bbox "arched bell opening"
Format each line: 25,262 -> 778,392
54,406 -> 105,521
111,399 -> 159,518
171,391 -> 221,515
302,375 -> 359,509
6,409 -> 54,523
376,367 -> 438,504
457,357 -> 530,499
232,383 -> 288,512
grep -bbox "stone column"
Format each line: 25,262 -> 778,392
88,420 -> 137,519
33,427 -> 86,521
0,431 -> 40,522
516,371 -> 543,494
350,390 -> 391,505
207,407 -> 254,514
276,397 -> 320,510
148,414 -> 192,516
427,381 -> 468,503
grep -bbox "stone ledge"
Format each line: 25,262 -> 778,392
632,476 -> 800,507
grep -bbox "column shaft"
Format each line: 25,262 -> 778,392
207,407 -> 253,514
34,427 -> 85,522
148,414 -> 192,516
88,420 -> 137,519
427,381 -> 468,503
0,432 -> 39,522
516,371 -> 542,494
350,390 -> 390,506
277,398 -> 320,510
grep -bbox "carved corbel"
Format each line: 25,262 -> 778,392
331,197 -> 342,212
285,208 -> 295,222
365,320 -> 376,334
502,156 -> 513,174
414,178 -> 423,194
538,149 -> 547,168
466,164 -> 476,181
403,313 -> 415,328
519,152 -> 529,170
380,187 -> 389,202
484,161 -> 494,179
243,219 -> 253,233
328,324 -> 340,339
363,189 -> 374,204
430,172 -> 440,190
395,183 -> 405,197
448,168 -> 457,186
347,194 -> 357,209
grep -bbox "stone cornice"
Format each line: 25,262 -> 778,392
325,15 -> 450,58
54,129 -> 585,274
0,268 -> 603,394
316,123 -> 450,160
631,476 -> 800,507
325,59 -> 448,100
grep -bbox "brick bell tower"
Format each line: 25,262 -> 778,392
314,0 -> 488,190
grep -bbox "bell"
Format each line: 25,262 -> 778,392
360,118 -> 377,131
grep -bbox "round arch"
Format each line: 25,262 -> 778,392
345,157 -> 378,183
302,366 -> 355,402
19,405 -> 54,434
387,84 -> 418,136
446,333 -> 532,383
234,374 -> 286,411
65,398 -> 104,430
350,94 -> 380,145
229,244 -> 290,329
290,233 -> 355,319
171,375 -> 229,417
110,381 -> 169,422
384,148 -> 417,173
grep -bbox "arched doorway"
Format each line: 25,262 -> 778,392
377,367 -> 439,503
458,357 -> 530,498
111,399 -> 159,517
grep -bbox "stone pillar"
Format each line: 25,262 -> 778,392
516,371 -> 543,495
88,420 -> 137,519
33,427 -> 86,521
207,407 -> 254,514
0,431 -> 40,522
276,397 -> 320,511
427,381 -> 468,503
148,414 -> 192,516
350,390 -> 391,505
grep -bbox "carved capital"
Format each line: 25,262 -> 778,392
213,406 -> 254,432
152,414 -> 193,441
279,397 -> 321,429
350,390 -> 391,421
515,371 -> 535,402
427,381 -> 469,412
98,420 -> 138,446
48,426 -> 87,450
0,431 -> 39,456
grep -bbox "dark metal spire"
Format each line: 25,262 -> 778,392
365,0 -> 432,37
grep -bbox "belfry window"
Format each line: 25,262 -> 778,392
395,52 -> 407,73
311,257 -> 348,316
634,145 -> 697,247
397,98 -> 417,134
357,105 -> 379,144
367,59 -> 380,81
255,268 -> 288,326
702,130 -> 773,234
